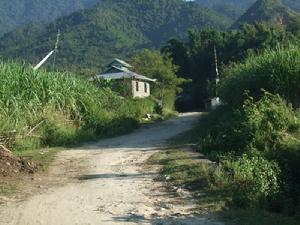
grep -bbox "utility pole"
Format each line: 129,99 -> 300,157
214,44 -> 220,87
214,44 -> 220,97
33,30 -> 61,71
210,44 -> 221,109
52,29 -> 61,70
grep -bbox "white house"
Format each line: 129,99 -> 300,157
91,58 -> 156,98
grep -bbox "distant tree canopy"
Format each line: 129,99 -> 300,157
130,49 -> 186,113
163,22 -> 299,111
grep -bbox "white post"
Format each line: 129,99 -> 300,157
33,50 -> 54,71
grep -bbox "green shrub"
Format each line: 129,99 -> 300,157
197,44 -> 300,215
124,97 -> 157,119
199,92 -> 297,157
197,92 -> 300,213
223,154 -> 280,208
13,137 -> 41,152
219,45 -> 300,107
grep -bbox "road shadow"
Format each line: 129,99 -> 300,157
78,172 -> 156,180
112,214 -> 222,225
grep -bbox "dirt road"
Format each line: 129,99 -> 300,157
0,113 -> 223,225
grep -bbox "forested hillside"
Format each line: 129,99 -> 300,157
0,0 -> 230,74
194,0 -> 300,20
195,0 -> 255,20
284,0 -> 300,11
232,0 -> 300,29
0,0 -> 100,36
194,0 -> 300,12
0,0 -> 299,38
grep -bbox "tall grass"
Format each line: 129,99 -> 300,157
219,44 -> 300,107
0,61 -> 156,150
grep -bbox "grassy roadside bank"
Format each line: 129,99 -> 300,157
148,45 -> 299,224
0,61 -> 165,197
0,62 -> 162,154
15,147 -> 62,172
148,146 -> 300,225
0,147 -> 61,196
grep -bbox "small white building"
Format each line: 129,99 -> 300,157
91,59 -> 156,98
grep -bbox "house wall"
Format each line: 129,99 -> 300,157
131,80 -> 150,98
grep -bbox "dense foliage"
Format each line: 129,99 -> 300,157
284,0 -> 300,11
163,22 -> 299,110
196,46 -> 300,215
194,0 -> 300,21
0,0 -> 299,38
0,61 -> 157,151
130,49 -> 187,114
0,0 -> 100,36
219,45 -> 300,107
223,154 -> 281,208
0,0 -> 230,74
232,0 -> 300,29
195,0 -> 256,20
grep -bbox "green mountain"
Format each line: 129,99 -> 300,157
194,0 -> 255,20
0,0 -> 101,36
284,0 -> 300,12
232,0 -> 299,29
1,0 -> 298,37
194,0 -> 299,20
0,0 -> 230,73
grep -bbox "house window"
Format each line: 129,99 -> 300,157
144,83 -> 148,93
136,81 -> 139,92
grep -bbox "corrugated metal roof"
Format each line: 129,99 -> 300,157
110,65 -> 130,72
91,71 -> 157,82
89,58 -> 156,83
109,58 -> 132,68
